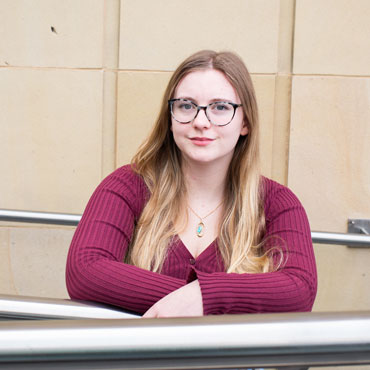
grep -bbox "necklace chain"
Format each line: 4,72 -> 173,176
188,201 -> 223,238
188,202 -> 223,221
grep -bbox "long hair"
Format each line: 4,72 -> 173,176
129,50 -> 273,273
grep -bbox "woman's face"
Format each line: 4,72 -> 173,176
170,69 -> 248,167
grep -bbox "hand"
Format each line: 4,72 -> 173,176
143,280 -> 203,318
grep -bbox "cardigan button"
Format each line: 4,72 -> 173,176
189,258 -> 196,265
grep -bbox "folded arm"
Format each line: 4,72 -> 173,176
142,180 -> 317,317
66,166 -> 187,315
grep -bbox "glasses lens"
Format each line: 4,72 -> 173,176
171,99 -> 197,123
207,102 -> 235,126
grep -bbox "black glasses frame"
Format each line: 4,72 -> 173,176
168,98 -> 242,127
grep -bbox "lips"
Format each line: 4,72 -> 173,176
189,137 -> 215,146
190,137 -> 214,141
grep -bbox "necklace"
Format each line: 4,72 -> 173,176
188,201 -> 223,238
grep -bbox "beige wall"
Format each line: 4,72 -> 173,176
289,0 -> 370,312
1,0 -> 369,314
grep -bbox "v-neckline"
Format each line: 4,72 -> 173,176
176,236 -> 217,260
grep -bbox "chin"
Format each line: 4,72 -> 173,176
184,155 -> 218,165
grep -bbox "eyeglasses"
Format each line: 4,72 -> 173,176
168,99 -> 242,127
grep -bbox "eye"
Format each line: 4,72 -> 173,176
211,102 -> 231,113
176,100 -> 195,111
179,103 -> 193,110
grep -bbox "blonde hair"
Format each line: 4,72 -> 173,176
128,50 -> 274,273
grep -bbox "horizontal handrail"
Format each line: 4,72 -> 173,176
0,294 -> 139,320
311,231 -> 370,247
1,208 -> 370,247
1,311 -> 370,368
0,209 -> 80,226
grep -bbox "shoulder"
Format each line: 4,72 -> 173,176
261,177 -> 306,221
95,164 -> 149,216
102,164 -> 145,186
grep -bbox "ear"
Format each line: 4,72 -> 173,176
240,120 -> 248,136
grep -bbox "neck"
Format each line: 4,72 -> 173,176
182,159 -> 229,207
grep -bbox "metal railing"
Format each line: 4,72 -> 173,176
1,209 -> 370,247
311,231 -> 370,247
0,294 -> 139,321
1,310 -> 370,369
0,209 -> 80,226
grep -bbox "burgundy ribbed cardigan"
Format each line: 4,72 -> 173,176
66,165 -> 317,315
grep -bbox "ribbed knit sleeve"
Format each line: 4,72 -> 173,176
65,166 -> 186,315
196,179 -> 317,315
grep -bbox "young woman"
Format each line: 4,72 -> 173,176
66,50 -> 317,317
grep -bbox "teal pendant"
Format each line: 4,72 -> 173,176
196,222 -> 204,238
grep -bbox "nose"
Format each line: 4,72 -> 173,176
192,107 -> 211,129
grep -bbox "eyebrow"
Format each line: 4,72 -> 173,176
176,96 -> 235,103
